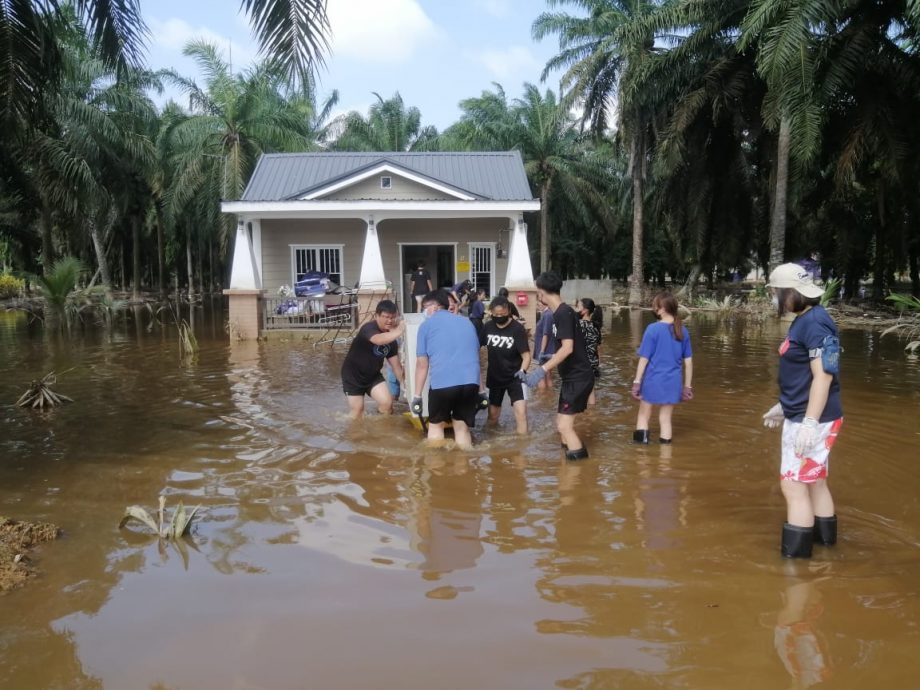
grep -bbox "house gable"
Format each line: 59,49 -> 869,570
295,161 -> 478,202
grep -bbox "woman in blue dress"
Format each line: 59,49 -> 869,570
631,291 -> 694,444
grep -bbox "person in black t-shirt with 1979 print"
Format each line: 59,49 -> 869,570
481,295 -> 531,434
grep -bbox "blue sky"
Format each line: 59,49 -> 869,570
139,0 -> 566,130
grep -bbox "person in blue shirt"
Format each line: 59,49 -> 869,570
468,287 -> 487,340
762,263 -> 843,559
412,289 -> 483,450
631,291 -> 694,444
532,303 -> 556,390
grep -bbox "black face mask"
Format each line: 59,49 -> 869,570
493,315 -> 511,325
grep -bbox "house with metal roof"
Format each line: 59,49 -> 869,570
221,151 -> 541,339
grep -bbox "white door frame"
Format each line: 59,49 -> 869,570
397,241 -> 458,312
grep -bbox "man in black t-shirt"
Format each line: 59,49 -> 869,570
341,300 -> 405,418
481,296 -> 531,434
523,272 -> 594,460
409,261 -> 432,312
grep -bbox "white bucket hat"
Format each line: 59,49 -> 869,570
767,263 -> 824,299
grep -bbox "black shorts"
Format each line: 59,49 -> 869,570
428,384 -> 480,427
487,379 -> 525,406
558,377 -> 594,415
342,373 -> 385,397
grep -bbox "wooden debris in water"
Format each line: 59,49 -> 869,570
16,371 -> 73,409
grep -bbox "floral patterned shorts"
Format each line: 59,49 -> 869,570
780,418 -> 843,482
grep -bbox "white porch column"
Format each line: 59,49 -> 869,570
503,216 -> 538,330
358,217 -> 387,290
224,218 -> 264,341
504,216 -> 534,288
229,219 -> 261,289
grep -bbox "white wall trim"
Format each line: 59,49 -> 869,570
223,200 -> 539,217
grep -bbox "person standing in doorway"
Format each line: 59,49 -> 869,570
341,300 -> 405,418
412,289 -> 482,450
469,287 -> 487,340
410,260 -> 432,312
763,263 -> 842,559
482,296 -> 531,434
522,272 -> 594,460
631,291 -> 693,444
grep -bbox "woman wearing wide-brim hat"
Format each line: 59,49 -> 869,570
762,263 -> 843,558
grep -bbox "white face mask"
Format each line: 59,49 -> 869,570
771,295 -> 779,309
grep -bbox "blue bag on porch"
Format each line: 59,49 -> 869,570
294,271 -> 329,298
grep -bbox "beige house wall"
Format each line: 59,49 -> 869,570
259,217 -> 514,299
322,175 -> 454,201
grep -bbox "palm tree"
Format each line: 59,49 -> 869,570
446,83 -> 617,273
332,93 -> 439,152
534,0 -> 665,304
162,40 -> 330,291
0,0 -> 330,125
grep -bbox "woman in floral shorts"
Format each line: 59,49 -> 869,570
763,263 -> 843,559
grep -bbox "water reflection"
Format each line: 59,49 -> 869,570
774,575 -> 832,688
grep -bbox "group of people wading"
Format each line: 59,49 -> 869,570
340,265 -> 844,560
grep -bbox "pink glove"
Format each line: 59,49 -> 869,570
681,386 -> 694,401
631,382 -> 642,400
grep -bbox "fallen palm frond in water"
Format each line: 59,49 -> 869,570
16,371 -> 73,409
119,495 -> 202,540
882,294 -> 920,354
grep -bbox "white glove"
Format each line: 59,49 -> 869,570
762,403 -> 784,429
794,417 -> 819,456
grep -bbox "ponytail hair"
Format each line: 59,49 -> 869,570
652,291 -> 683,341
579,297 -> 603,340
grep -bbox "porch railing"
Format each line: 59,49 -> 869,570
263,295 -> 358,330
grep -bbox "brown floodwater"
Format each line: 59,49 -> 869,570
1,305 -> 919,690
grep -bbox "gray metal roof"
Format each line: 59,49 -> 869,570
239,151 -> 535,202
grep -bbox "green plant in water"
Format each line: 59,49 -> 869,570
821,278 -> 841,307
119,496 -> 201,540
695,295 -> 737,315
156,303 -> 199,362
31,256 -> 104,330
882,294 -> 920,353
0,272 -> 25,299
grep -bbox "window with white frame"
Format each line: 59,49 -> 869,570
292,245 -> 343,287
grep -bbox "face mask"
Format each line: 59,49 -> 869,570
422,306 -> 434,320
771,295 -> 779,309
493,315 -> 510,325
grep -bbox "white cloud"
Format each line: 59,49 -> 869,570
326,0 -> 439,63
474,0 -> 513,18
147,16 -> 257,70
471,45 -> 540,81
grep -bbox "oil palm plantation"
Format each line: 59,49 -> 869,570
446,83 -> 617,273
534,0 -> 666,304
0,0 -> 329,125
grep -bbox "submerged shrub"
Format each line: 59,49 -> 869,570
0,273 -> 24,299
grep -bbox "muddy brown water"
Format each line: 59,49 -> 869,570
1,306 -> 918,690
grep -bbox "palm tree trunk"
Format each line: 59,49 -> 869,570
40,204 -> 54,277
677,263 -> 702,299
872,182 -> 886,300
132,215 -> 141,301
540,180 -> 551,273
155,202 -> 167,300
186,233 -> 195,302
89,214 -> 114,302
768,116 -> 791,272
628,133 -> 645,307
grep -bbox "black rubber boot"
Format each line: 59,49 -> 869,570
659,438 -> 672,444
565,446 -> 589,461
632,429 -> 650,444
781,523 -> 814,558
813,515 -> 837,546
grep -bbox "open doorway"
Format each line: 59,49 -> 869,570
400,243 -> 456,313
